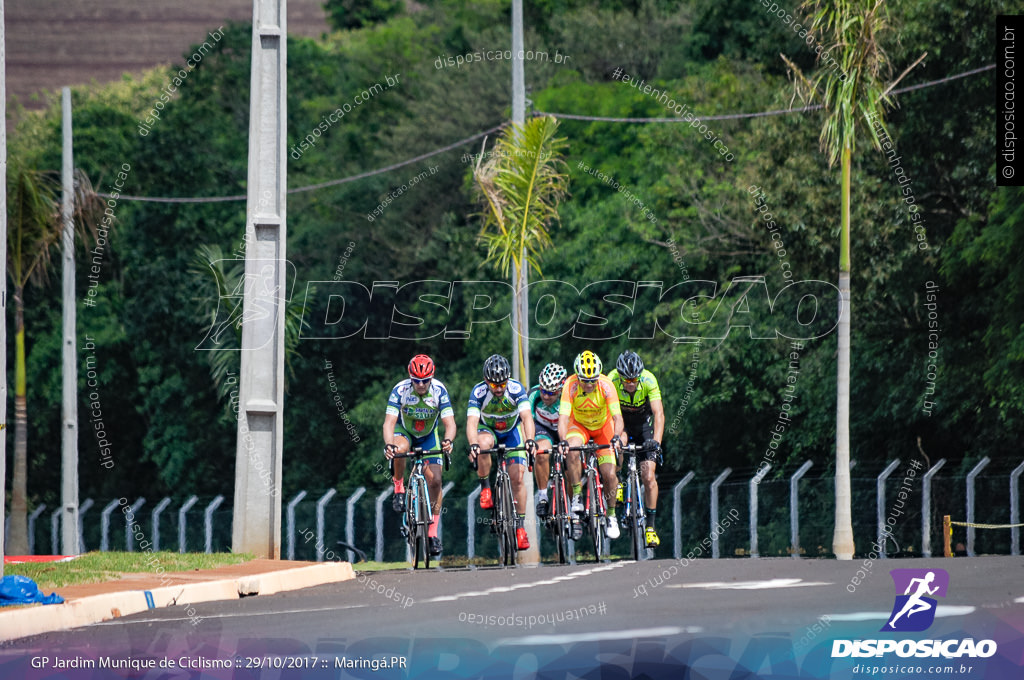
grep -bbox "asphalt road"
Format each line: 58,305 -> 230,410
2,556 -> 1022,679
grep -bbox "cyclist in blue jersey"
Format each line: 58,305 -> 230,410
466,354 -> 537,551
383,354 -> 457,556
528,363 -> 567,517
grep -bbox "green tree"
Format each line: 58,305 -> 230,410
6,167 -> 101,553
324,0 -> 403,31
473,115 -> 570,377
782,0 -> 925,559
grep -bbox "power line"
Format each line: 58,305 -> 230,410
536,64 -> 995,123
100,64 -> 993,203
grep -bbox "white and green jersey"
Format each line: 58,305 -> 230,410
386,379 -> 454,438
467,380 -> 530,434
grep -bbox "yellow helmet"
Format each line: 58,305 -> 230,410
573,350 -> 603,380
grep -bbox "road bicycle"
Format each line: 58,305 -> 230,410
390,447 -> 449,569
543,443 -> 575,564
619,443 -> 650,561
564,440 -> 612,562
473,444 -> 532,567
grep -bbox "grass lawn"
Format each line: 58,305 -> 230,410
4,552 -> 253,589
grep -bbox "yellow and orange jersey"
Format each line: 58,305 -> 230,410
558,374 -> 621,431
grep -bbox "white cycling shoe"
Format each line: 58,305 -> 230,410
606,516 -> 620,539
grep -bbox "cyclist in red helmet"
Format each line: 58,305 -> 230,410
383,354 -> 457,556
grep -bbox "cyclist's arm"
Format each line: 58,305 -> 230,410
557,413 -> 570,442
518,400 -> 535,441
466,414 -> 481,448
612,413 -> 626,446
441,413 -> 457,453
383,413 -> 400,457
651,398 -> 665,443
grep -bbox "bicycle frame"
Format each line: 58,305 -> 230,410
391,447 -> 449,569
474,444 -> 531,567
619,443 -> 648,561
545,445 -> 574,564
564,440 -> 613,561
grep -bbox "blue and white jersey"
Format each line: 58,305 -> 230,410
466,380 -> 530,433
386,379 -> 454,436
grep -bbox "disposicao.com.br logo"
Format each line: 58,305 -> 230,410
832,569 -> 997,659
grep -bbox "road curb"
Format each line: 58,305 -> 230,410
0,562 -> 355,642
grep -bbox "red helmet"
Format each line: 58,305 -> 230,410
408,354 -> 435,380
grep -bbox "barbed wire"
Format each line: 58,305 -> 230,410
99,64 -> 994,204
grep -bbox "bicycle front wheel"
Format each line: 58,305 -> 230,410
416,478 -> 432,569
629,474 -> 646,561
586,471 -> 604,562
499,478 -> 517,566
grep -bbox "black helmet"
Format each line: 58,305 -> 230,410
483,354 -> 512,383
616,350 -> 644,380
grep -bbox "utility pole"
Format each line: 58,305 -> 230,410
1,0 -> 9,575
61,87 -> 80,555
232,0 -> 287,558
511,0 -> 539,565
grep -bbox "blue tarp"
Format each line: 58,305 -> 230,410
0,575 -> 64,606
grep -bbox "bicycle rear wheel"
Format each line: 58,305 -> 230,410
499,477 -> 517,566
629,474 -> 646,561
586,471 -> 604,562
416,478 -> 431,569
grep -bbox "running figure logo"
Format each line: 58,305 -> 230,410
882,568 -> 949,632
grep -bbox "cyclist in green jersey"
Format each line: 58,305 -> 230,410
607,350 -> 665,547
528,363 -> 568,517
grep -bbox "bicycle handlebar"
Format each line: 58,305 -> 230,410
470,444 -> 534,472
389,447 -> 452,471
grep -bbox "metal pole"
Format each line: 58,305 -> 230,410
344,487 -> 365,563
315,489 -> 337,562
1011,460 -> 1024,556
789,460 -> 813,559
125,497 -> 145,551
921,458 -> 946,558
178,495 -> 198,553
151,497 -> 172,552
205,495 -> 225,554
374,487 -> 393,563
965,456 -> 990,557
50,507 -> 61,555
749,465 -> 770,558
99,498 -> 119,552
286,490 -> 307,561
60,86 -> 80,556
26,504 -> 44,554
233,0 -> 287,560
876,460 -> 900,558
672,471 -> 695,559
710,468 -> 732,559
0,0 -> 10,579
77,498 -> 93,553
467,487 -> 481,561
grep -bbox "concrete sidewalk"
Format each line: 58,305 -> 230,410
0,559 -> 355,643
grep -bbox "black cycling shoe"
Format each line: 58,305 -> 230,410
429,537 -> 442,556
536,499 -> 549,518
392,492 -> 406,514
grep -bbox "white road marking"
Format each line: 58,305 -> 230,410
420,563 -> 628,604
667,578 -> 832,590
823,605 -> 976,622
497,626 -> 688,646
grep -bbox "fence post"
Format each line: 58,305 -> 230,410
27,504 -> 46,555
467,487 -> 481,562
965,456 -> 991,557
344,487 -> 366,563
710,468 -> 732,559
1011,460 -> 1024,556
438,481 -> 454,545
78,499 -> 94,553
876,460 -> 901,558
749,465 -> 771,558
921,459 -> 946,558
943,515 -> 952,558
316,489 -> 337,562
100,498 -> 120,552
204,496 -> 225,554
286,490 -> 308,561
672,472 -> 695,560
375,487 -> 393,563
151,497 -> 172,552
789,460 -> 813,559
125,498 -> 146,552
178,495 -> 199,553
50,507 -> 62,555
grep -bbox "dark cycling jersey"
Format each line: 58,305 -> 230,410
607,368 -> 662,429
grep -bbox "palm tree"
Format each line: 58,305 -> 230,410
6,167 -> 101,553
473,115 -> 570,377
782,0 -> 924,559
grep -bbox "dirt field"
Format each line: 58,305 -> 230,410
6,0 -> 331,112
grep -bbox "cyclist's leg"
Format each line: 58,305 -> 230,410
593,419 -> 619,511
638,422 -> 659,518
564,418 -> 587,494
391,428 -> 413,490
533,429 -> 554,494
475,427 -> 497,508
